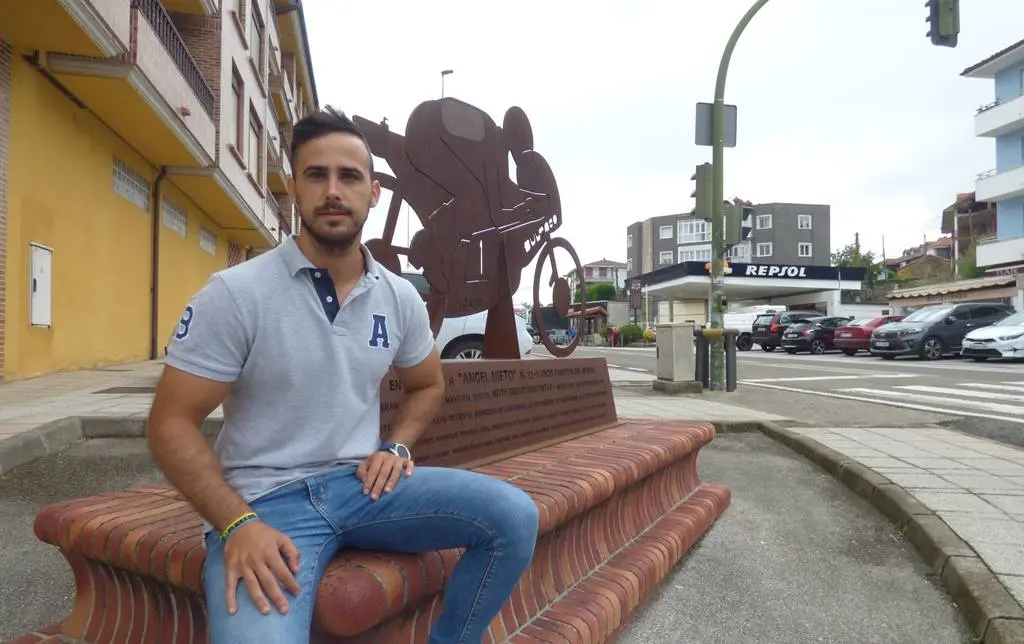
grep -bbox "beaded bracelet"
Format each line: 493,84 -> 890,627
220,511 -> 258,541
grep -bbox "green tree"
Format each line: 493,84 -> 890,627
575,283 -> 617,302
957,246 -> 984,280
831,242 -> 886,296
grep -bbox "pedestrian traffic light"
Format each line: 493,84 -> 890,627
691,163 -> 712,221
724,204 -> 754,246
925,0 -> 959,48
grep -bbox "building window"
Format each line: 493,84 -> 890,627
659,250 -> 674,265
627,257 -> 633,271
248,1 -> 265,76
231,66 -> 244,150
627,233 -> 632,247
113,158 -> 151,211
659,225 -> 673,240
798,242 -> 813,258
726,242 -> 750,261
248,105 -> 263,181
756,214 -> 772,229
199,228 -> 218,255
678,245 -> 711,263
755,242 -> 773,257
677,219 -> 710,244
161,200 -> 188,237
797,214 -> 812,230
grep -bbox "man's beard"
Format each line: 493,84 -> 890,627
299,203 -> 366,253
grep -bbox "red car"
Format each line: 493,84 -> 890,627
833,315 -> 906,355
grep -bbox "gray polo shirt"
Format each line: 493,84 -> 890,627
164,235 -> 436,505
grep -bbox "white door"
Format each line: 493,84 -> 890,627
30,243 -> 52,327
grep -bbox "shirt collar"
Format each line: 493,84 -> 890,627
279,235 -> 382,280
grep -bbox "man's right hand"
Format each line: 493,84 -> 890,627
223,520 -> 301,616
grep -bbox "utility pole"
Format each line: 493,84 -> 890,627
708,0 -> 771,391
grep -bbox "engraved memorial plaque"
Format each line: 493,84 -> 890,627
379,358 -> 618,468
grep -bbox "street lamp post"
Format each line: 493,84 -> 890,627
441,69 -> 453,97
708,0 -> 770,391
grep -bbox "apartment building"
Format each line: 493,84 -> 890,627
565,258 -> 627,296
0,0 -> 317,381
625,202 -> 831,278
962,38 -> 1024,272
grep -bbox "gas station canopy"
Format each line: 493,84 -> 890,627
629,261 -> 867,301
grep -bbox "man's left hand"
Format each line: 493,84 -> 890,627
356,451 -> 414,501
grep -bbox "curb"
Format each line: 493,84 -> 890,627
79,416 -> 223,440
752,420 -> 1024,644
0,418 -> 83,477
0,416 -> 224,477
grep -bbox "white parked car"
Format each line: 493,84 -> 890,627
401,273 -> 534,360
961,310 -> 1024,362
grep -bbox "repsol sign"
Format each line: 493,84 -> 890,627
744,264 -> 808,278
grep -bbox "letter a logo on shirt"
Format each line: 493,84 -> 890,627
368,313 -> 391,349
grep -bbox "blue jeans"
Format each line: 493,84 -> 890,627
202,464 -> 539,644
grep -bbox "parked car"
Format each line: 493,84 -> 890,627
400,272 -> 534,359
833,314 -> 906,356
960,310 -> 1024,361
780,315 -> 849,355
869,302 -> 1013,360
724,309 -> 781,351
751,310 -> 821,352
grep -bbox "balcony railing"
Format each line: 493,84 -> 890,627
977,89 -> 1024,114
131,0 -> 215,117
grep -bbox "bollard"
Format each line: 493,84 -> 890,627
724,329 -> 738,392
693,328 -> 709,388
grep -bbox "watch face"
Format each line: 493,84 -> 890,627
395,444 -> 412,460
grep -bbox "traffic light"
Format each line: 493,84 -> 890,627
925,0 -> 959,48
725,204 -> 754,246
691,163 -> 713,220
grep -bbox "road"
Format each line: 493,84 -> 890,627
532,344 -> 1024,448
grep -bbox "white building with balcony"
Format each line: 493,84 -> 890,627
963,37 -> 1024,269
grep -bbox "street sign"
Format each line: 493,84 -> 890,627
695,102 -> 737,148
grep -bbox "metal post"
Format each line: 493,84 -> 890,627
709,0 -> 771,391
693,329 -> 706,387
724,329 -> 738,392
441,69 -> 453,97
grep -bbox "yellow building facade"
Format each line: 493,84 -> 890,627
0,0 -> 318,381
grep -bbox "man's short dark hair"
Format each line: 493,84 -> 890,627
290,106 -> 374,175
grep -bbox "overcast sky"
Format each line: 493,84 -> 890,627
302,0 -> 1024,304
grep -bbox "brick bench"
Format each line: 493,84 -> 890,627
17,420 -> 729,643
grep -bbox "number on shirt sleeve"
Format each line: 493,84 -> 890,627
165,275 -> 251,382
393,285 -> 437,369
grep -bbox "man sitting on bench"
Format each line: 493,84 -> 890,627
147,106 -> 540,644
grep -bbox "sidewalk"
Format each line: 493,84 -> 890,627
784,427 -> 1024,603
0,361 -> 167,475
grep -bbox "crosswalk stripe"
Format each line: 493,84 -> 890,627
742,374 -> 915,383
896,385 -> 1024,403
839,387 -> 1024,416
962,382 -> 1024,393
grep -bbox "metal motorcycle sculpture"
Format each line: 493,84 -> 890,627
353,97 -> 584,357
